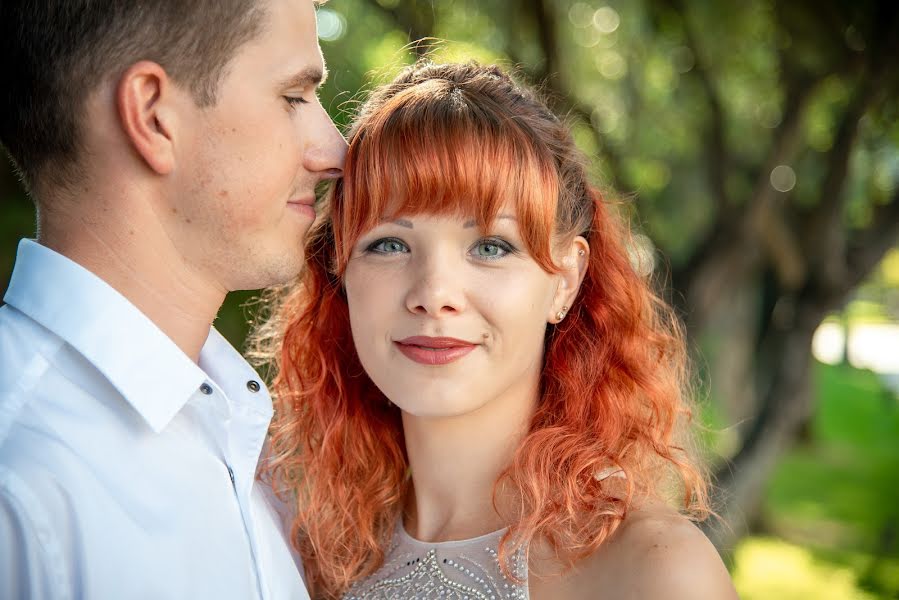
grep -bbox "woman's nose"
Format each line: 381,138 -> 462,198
404,255 -> 467,317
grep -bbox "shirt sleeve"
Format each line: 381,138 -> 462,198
0,467 -> 69,600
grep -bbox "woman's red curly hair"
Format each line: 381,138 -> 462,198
251,62 -> 709,599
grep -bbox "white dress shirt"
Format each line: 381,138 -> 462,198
0,239 -> 309,600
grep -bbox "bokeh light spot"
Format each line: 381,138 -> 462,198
671,45 -> 694,73
596,31 -> 619,49
872,151 -> 899,193
756,101 -> 783,129
317,8 -> 346,42
628,234 -> 657,277
573,25 -> 601,48
770,165 -> 797,192
593,6 -> 620,34
569,2 -> 594,27
596,51 -> 627,80
591,105 -> 620,134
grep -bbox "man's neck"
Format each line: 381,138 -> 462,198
38,199 -> 226,363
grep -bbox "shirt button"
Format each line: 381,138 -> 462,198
246,380 -> 261,393
200,383 -> 213,395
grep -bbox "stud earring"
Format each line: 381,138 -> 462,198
578,249 -> 586,256
556,305 -> 569,321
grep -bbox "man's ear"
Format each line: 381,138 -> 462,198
548,236 -> 589,324
116,61 -> 178,175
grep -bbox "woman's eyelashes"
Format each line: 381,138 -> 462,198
362,236 -> 519,261
469,237 -> 518,260
366,237 -> 409,255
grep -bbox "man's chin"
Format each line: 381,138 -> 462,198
230,257 -> 305,292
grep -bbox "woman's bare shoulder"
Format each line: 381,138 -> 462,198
600,505 -> 737,598
585,503 -> 737,599
531,503 -> 739,600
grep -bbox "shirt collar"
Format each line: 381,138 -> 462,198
199,326 -> 274,423
4,239 -> 213,433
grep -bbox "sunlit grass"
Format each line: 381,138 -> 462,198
844,300 -> 895,324
732,362 -> 899,598
766,365 -> 899,549
733,537 -> 880,600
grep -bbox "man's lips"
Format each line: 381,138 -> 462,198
287,197 -> 315,218
394,336 -> 478,366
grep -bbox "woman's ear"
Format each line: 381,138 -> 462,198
116,61 -> 178,175
548,236 -> 589,324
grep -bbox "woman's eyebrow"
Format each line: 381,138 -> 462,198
376,215 -> 518,229
381,219 -> 415,229
463,215 -> 518,228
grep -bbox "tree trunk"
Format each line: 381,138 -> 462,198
703,303 -> 823,551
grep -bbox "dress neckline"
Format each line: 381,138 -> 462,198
397,520 -> 509,550
343,517 -> 529,598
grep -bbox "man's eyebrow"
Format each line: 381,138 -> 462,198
278,65 -> 328,89
463,214 -> 517,228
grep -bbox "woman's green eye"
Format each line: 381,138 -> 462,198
471,238 -> 514,260
368,238 -> 409,254
475,243 -> 502,257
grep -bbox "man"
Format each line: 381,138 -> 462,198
0,0 -> 346,598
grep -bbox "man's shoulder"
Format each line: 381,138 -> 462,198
0,303 -> 64,435
0,395 -> 81,567
0,462 -> 72,598
0,303 -> 63,376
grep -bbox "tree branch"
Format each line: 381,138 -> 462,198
515,0 -> 632,198
671,69 -> 818,330
659,0 -> 730,213
845,192 -> 899,290
757,202 -> 807,290
800,7 -> 899,293
529,0 -> 558,85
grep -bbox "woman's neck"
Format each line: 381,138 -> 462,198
401,374 -> 539,543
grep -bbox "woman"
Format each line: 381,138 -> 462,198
254,62 -> 738,599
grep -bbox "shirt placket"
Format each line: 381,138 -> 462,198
224,382 -> 274,600
196,380 -> 268,600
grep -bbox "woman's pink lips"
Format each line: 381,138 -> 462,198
394,336 -> 478,366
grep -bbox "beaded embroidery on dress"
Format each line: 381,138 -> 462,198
344,522 -> 528,600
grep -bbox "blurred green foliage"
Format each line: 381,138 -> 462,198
735,362 -> 899,598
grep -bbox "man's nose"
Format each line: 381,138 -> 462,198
304,103 -> 347,180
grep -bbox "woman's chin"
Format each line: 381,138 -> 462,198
391,394 -> 489,420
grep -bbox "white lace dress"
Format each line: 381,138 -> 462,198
343,523 -> 529,600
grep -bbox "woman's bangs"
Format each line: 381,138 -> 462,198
338,85 -> 560,270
